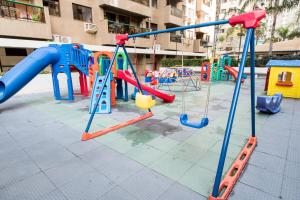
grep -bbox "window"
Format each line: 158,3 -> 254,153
0,1 -> 45,22
277,71 -> 293,86
72,3 -> 92,22
151,0 -> 157,8
105,12 -> 116,21
43,0 -> 60,16
119,15 -> 129,25
5,48 -> 27,56
150,23 -> 158,31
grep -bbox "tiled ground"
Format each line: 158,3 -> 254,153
0,78 -> 299,200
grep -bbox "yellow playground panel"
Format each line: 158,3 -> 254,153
266,60 -> 300,98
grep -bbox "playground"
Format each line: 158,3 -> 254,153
0,77 -> 299,200
0,9 -> 299,200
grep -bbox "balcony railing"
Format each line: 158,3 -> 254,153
171,7 -> 182,18
0,0 -> 45,23
107,20 -> 150,38
170,33 -> 181,43
130,0 -> 149,7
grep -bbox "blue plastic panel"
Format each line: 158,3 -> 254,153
89,72 -> 112,114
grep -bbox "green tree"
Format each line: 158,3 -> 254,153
239,0 -> 300,57
276,27 -> 290,41
218,35 -> 225,42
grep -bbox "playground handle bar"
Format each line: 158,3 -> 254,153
128,20 -> 229,39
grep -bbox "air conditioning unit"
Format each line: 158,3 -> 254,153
152,44 -> 161,51
60,36 -> 72,43
52,35 -> 72,43
52,34 -> 61,43
84,23 -> 97,34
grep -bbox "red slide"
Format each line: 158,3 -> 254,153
117,70 -> 175,103
224,66 -> 244,83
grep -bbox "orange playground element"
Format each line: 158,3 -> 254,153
81,112 -> 154,141
208,136 -> 257,200
89,51 -> 117,106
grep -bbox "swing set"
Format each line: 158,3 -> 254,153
82,10 -> 266,200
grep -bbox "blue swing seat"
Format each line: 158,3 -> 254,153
180,114 -> 209,129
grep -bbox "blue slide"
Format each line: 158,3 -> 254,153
256,93 -> 283,114
0,47 -> 60,104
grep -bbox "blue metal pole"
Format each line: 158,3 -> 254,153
128,20 -> 229,39
122,46 -> 151,113
84,45 -> 120,133
211,28 -> 254,197
250,31 -> 256,137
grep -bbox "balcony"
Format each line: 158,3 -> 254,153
163,5 -> 183,26
100,19 -> 152,47
130,0 -> 149,6
193,39 -> 208,53
99,0 -> 151,18
0,0 -> 45,22
107,20 -> 150,37
159,33 -> 193,52
171,6 -> 182,18
0,0 -> 52,39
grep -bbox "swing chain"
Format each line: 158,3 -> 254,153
181,32 -> 186,114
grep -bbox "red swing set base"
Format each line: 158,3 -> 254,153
208,136 -> 257,200
81,112 -> 153,141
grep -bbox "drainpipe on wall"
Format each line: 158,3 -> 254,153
0,58 -> 3,73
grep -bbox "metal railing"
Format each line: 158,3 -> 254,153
0,0 -> 45,23
171,6 -> 182,18
170,33 -> 181,43
107,20 -> 150,38
130,0 -> 149,7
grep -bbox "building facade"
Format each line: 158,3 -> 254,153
0,0 -> 216,73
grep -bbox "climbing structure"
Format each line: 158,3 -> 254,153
51,44 -> 90,101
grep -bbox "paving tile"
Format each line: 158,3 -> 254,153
248,151 -> 285,174
60,171 -> 115,200
210,141 -> 243,160
0,159 -> 40,189
178,164 -> 215,197
284,161 -> 300,181
0,149 -> 30,171
196,150 -> 234,174
99,186 -> 138,200
281,176 -> 300,200
126,145 -> 165,165
167,142 -> 208,163
108,135 -> 143,154
289,133 -> 300,150
120,168 -> 174,200
45,157 -> 95,187
81,145 -> 144,184
25,140 -> 75,170
39,189 -> 68,200
287,146 -> 300,163
66,139 -> 103,156
229,182 -> 280,200
239,165 -> 283,197
150,153 -> 194,181
184,133 -> 221,150
256,140 -> 289,159
146,136 -> 179,152
158,182 -> 206,200
93,132 -> 123,145
0,172 -> 56,200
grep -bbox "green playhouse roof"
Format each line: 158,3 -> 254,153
266,60 -> 300,67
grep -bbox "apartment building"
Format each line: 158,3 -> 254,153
0,0 -> 215,73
